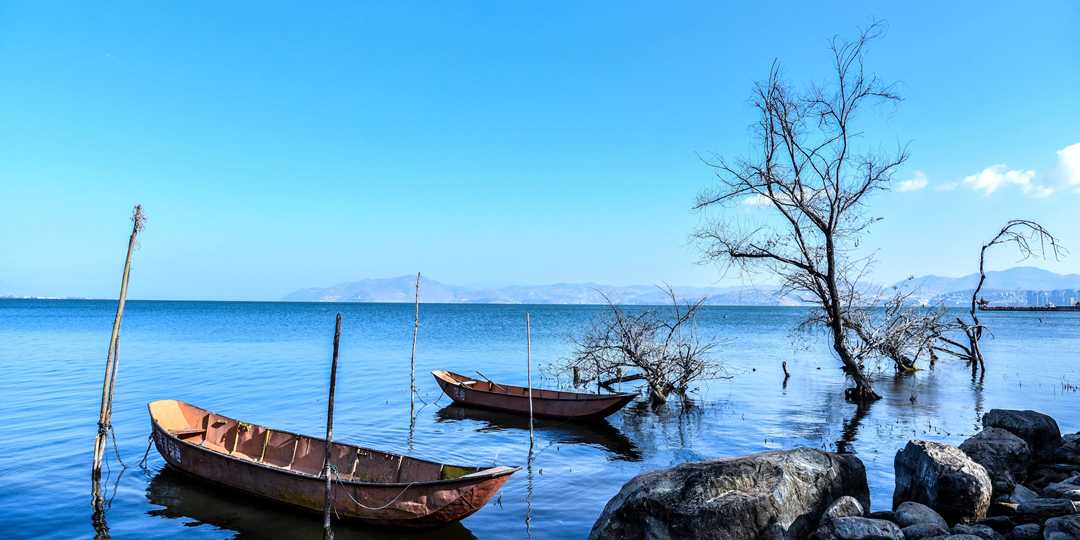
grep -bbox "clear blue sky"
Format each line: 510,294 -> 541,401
1,2 -> 1077,300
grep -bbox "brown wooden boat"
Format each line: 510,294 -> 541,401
148,399 -> 517,528
431,370 -> 636,421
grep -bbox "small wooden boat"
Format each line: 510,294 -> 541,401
148,400 -> 517,528
431,370 -> 635,421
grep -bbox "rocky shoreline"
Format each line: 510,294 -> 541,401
590,409 -> 1080,539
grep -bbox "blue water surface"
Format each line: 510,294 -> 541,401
0,300 -> 1077,539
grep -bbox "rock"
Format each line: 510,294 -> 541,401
820,495 -> 866,525
1006,523 -> 1040,540
981,410 -> 1061,462
1044,475 -> 1080,501
1013,498 -> 1080,523
940,535 -> 988,540
960,428 -> 1032,497
975,516 -> 1015,532
990,501 -> 1019,517
894,440 -> 994,524
588,448 -> 869,540
1055,434 -> 1080,465
1029,464 -> 1080,489
1043,515 -> 1080,540
868,510 -> 896,522
1006,485 -> 1041,505
951,523 -> 1006,540
897,501 -> 951,529
811,517 -> 904,540
902,522 -> 950,539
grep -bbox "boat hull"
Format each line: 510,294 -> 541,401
432,370 -> 635,421
149,404 -> 514,528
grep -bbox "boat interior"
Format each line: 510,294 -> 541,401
433,370 -> 632,400
149,400 -> 490,484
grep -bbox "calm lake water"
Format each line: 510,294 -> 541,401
1,300 -> 1078,539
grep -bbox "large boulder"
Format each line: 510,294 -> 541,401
894,440 -> 993,524
959,428 -> 1032,497
1043,515 -> 1080,540
1055,434 -> 1080,466
588,448 -> 869,540
981,410 -> 1061,462
1044,475 -> 1080,501
810,517 -> 903,540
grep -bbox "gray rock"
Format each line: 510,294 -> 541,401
982,410 -> 1062,462
1013,498 -> 1080,523
895,440 -> 994,524
1044,475 -> 1080,501
902,522 -> 950,539
811,517 -> 904,540
1029,464 -> 1080,489
1007,524 -> 1040,540
1007,485 -> 1041,504
1055,434 -> 1080,465
976,516 -> 1015,532
960,428 -> 1032,497
1043,515 -> 1080,540
951,523 -> 1006,540
868,510 -> 896,522
821,495 -> 866,525
897,501 -> 951,529
588,447 -> 869,540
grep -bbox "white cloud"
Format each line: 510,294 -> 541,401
896,171 -> 929,192
1057,143 -> 1080,186
743,194 -> 771,206
961,164 -> 1040,196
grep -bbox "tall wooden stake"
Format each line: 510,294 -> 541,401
92,204 -> 144,478
409,272 -> 420,416
323,313 -> 342,540
526,313 -> 534,448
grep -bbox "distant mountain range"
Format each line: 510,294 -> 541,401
896,266 -> 1080,307
282,276 -> 797,305
283,266 -> 1080,307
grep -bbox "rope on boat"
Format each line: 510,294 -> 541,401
138,434 -> 154,470
330,466 -> 419,512
109,425 -> 128,469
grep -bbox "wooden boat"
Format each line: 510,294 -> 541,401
431,370 -> 635,421
148,399 -> 517,528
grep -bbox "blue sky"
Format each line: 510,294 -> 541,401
1,2 -> 1077,300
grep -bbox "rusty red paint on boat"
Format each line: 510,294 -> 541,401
432,370 -> 635,421
148,400 -> 516,528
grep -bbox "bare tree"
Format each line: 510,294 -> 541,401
565,286 -> 722,405
842,287 -> 950,373
694,24 -> 905,401
933,220 -> 1063,373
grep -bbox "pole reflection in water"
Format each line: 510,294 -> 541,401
525,444 -> 535,540
91,462 -> 126,538
144,468 -> 478,540
434,404 -> 642,462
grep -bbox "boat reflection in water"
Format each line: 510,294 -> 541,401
435,404 -> 642,462
145,467 -> 478,540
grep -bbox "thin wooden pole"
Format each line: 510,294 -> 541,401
323,313 -> 342,540
526,313 -> 534,448
92,204 -> 144,478
409,272 -> 420,416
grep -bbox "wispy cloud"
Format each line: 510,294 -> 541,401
896,171 -> 928,192
742,194 -> 771,206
